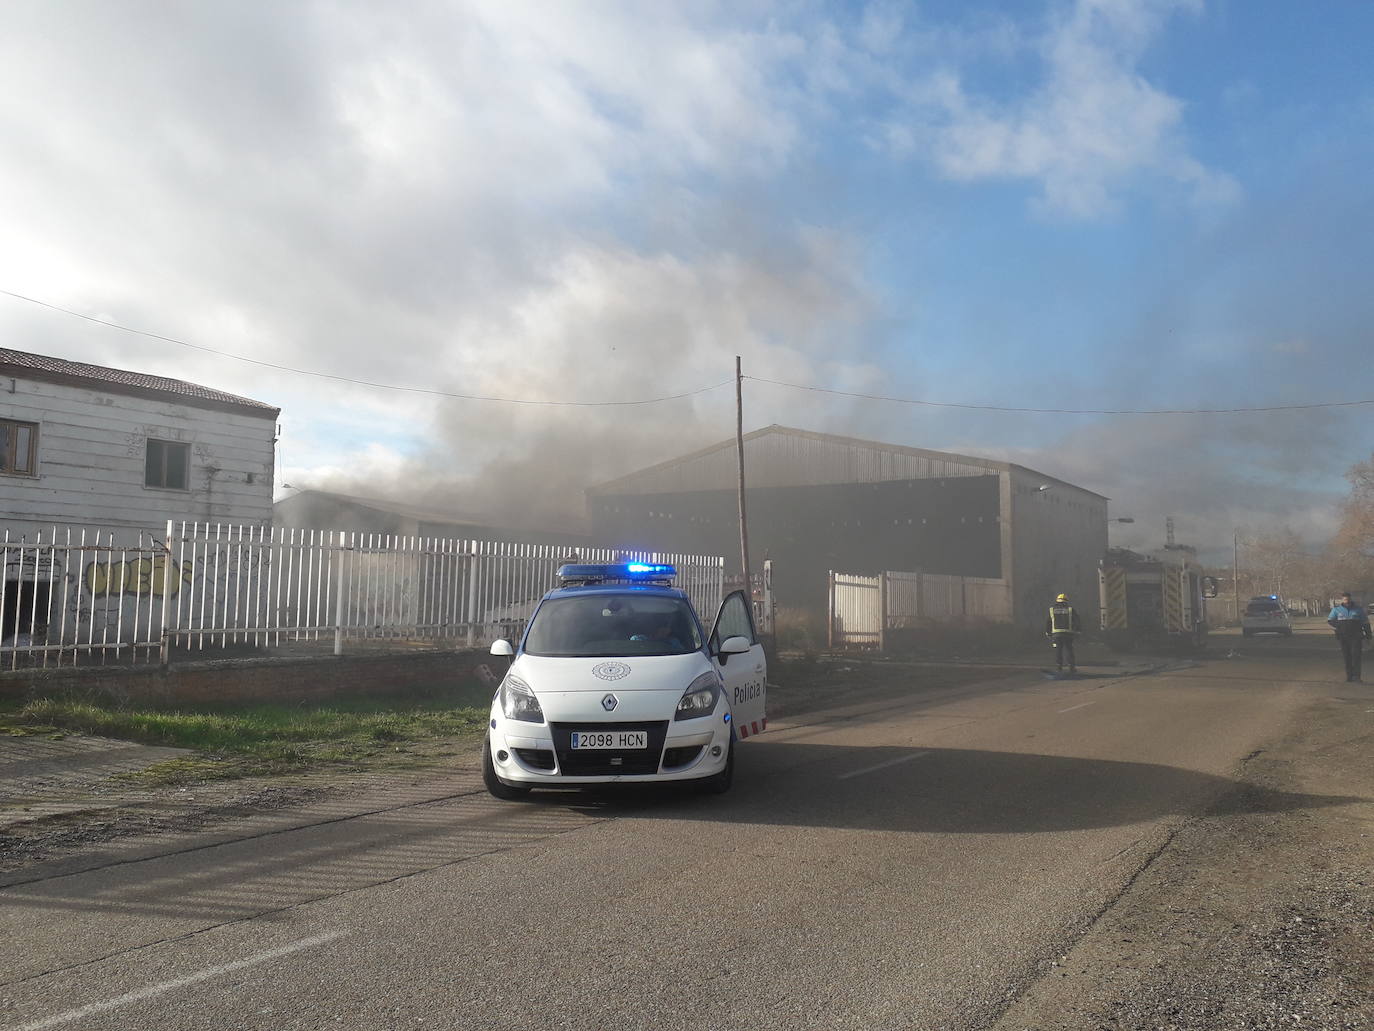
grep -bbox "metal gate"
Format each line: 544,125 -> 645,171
828,568 -> 1013,650
828,571 -> 883,649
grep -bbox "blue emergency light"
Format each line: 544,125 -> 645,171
557,562 -> 677,585
625,563 -> 674,575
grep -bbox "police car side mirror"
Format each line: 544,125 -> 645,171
490,639 -> 514,657
716,635 -> 751,665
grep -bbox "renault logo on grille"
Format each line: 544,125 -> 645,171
601,693 -> 618,712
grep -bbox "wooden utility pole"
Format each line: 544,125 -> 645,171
1233,530 -> 1241,624
735,356 -> 752,595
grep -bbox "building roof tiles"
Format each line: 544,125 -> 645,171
0,347 -> 279,415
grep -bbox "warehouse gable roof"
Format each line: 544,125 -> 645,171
275,489 -> 495,528
588,424 -> 1106,499
0,346 -> 279,416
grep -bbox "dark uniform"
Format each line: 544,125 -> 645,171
1045,597 -> 1081,673
1327,595 -> 1371,682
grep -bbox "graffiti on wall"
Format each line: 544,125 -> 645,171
3,547 -> 64,582
84,557 -> 196,598
5,543 -> 268,648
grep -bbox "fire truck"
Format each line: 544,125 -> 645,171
1099,547 -> 1209,651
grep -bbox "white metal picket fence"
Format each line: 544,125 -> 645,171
0,522 -> 726,668
1,527 -> 167,667
828,569 -> 1013,649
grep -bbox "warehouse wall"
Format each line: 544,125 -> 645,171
1007,468 -> 1108,630
590,476 -> 1002,614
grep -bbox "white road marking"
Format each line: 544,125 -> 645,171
1057,701 -> 1096,713
8,931 -> 345,1031
838,751 -> 930,780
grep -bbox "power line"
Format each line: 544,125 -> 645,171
744,376 -> 1374,415
8,286 -> 1369,415
0,288 -> 731,407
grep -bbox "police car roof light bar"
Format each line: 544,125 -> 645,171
557,562 -> 677,585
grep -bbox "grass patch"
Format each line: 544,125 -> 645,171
0,722 -> 66,739
114,756 -> 247,786
0,689 -> 492,784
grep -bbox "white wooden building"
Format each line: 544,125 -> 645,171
1,347 -> 278,542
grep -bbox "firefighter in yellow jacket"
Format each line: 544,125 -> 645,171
1045,593 -> 1081,674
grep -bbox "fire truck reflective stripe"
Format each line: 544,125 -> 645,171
1102,568 -> 1128,629
1164,573 -> 1183,630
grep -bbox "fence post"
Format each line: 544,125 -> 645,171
466,544 -> 481,648
879,572 -> 888,653
761,558 -> 774,636
159,519 -> 174,669
333,533 -> 346,657
827,570 -> 835,650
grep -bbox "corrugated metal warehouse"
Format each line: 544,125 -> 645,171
274,489 -> 594,547
587,425 -> 1108,628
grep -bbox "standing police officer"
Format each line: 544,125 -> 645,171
1327,591 -> 1371,682
1045,592 -> 1081,674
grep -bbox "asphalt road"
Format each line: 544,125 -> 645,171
0,629 -> 1365,1031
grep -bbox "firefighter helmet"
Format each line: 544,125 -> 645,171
1056,593 -> 1068,603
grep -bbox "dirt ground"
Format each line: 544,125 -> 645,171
0,735 -> 477,874
992,674 -> 1374,1030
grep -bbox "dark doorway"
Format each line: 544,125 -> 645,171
2,579 -> 51,642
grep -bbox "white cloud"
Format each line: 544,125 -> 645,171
885,0 -> 1238,217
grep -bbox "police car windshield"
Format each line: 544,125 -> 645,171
524,594 -> 702,657
1246,600 -> 1282,614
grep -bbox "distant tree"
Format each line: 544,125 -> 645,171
1330,454 -> 1374,591
1245,527 -> 1304,598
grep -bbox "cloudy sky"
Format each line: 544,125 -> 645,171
2,0 -> 1371,559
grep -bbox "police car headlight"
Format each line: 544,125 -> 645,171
500,675 -> 544,723
675,673 -> 721,721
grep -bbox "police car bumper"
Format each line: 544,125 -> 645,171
487,708 -> 733,785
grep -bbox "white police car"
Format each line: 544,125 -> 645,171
482,563 -> 767,798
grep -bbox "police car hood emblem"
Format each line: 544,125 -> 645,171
601,693 -> 618,711
591,661 -> 631,681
